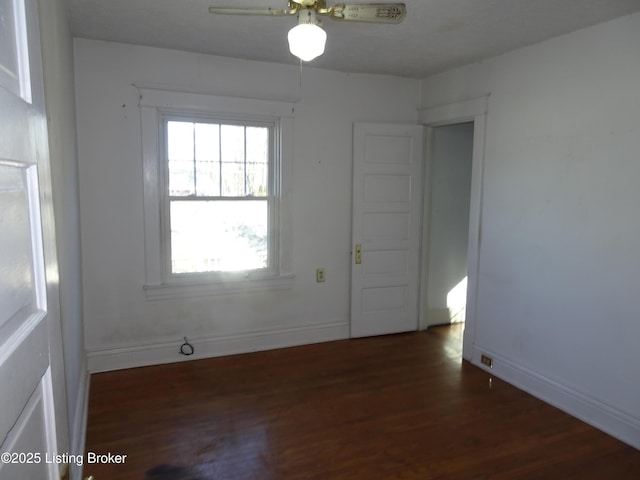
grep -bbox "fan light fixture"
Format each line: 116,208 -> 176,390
209,2 -> 408,63
288,9 -> 327,61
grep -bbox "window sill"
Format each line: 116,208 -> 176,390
143,273 -> 295,301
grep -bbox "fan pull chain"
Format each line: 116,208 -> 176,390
299,58 -> 304,90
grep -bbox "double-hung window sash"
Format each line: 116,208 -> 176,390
165,117 -> 273,276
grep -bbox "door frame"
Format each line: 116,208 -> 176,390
418,96 -> 489,361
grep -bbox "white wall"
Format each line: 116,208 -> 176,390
424,123 -> 473,325
420,13 -> 640,447
38,0 -> 88,470
74,39 -> 420,371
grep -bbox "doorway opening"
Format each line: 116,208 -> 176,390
422,122 -> 474,332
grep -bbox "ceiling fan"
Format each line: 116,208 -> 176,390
209,1 -> 407,62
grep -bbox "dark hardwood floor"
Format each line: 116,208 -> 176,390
84,324 -> 640,479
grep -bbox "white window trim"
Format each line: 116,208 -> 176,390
138,86 -> 295,300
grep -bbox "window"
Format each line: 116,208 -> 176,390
139,88 -> 294,298
165,117 -> 273,275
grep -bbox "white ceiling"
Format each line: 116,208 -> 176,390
64,0 -> 640,78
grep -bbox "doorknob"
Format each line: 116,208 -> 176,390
355,244 -> 362,264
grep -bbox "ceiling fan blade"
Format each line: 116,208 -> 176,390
208,6 -> 298,16
328,3 -> 406,23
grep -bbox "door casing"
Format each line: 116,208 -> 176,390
418,96 -> 489,361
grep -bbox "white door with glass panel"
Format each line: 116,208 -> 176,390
351,123 -> 424,337
0,0 -> 59,478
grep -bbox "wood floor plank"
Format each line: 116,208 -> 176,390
84,325 -> 640,479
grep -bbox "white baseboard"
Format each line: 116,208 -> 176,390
471,345 -> 640,450
87,321 -> 349,373
70,360 -> 90,480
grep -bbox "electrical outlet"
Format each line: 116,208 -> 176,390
316,268 -> 325,283
481,354 -> 493,368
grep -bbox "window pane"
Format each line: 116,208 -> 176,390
246,126 -> 269,196
167,121 -> 195,196
220,125 -> 245,196
195,123 -> 220,196
221,160 -> 245,197
246,162 -> 268,196
167,121 -> 194,161
170,200 -> 268,273
168,159 -> 194,196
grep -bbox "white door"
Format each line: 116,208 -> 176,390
351,123 -> 424,337
0,0 -> 59,478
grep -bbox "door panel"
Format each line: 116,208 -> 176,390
0,0 -> 58,477
364,174 -> 412,202
362,286 -> 408,312
364,135 -> 414,165
0,164 -> 37,331
363,212 -> 410,240
351,123 -> 424,338
0,313 -> 48,440
362,250 -> 408,276
0,368 -> 58,480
